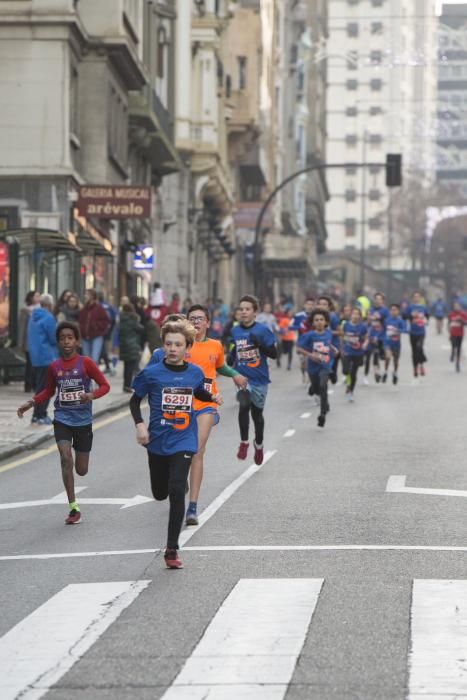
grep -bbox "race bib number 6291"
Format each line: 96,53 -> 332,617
161,387 -> 193,412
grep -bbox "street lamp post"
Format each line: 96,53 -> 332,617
253,161 -> 386,297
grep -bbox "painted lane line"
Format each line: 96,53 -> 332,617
408,580 -> 467,698
387,474 -> 467,499
283,429 -> 296,438
178,450 -> 277,547
5,544 -> 467,561
0,580 -> 149,700
161,578 -> 323,700
300,412 -> 311,418
0,486 -> 152,511
0,450 -> 277,561
0,409 -> 130,475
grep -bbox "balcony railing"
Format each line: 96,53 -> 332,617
150,88 -> 173,141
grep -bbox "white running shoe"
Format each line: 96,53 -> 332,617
363,377 -> 369,386
348,392 -> 354,402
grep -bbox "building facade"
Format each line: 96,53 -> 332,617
437,4 -> 467,195
325,0 -> 437,275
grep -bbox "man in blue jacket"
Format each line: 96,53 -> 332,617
27,293 -> 58,424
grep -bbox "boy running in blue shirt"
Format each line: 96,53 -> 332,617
297,309 -> 337,427
365,292 -> 389,384
341,307 -> 368,402
130,319 -> 222,569
383,304 -> 406,384
229,295 -> 278,465
406,291 -> 429,377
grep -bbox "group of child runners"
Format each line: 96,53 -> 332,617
16,289 -> 460,569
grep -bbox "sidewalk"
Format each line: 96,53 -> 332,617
0,366 -> 131,462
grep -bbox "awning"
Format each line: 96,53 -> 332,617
73,210 -> 114,257
0,228 -> 82,253
76,229 -> 114,257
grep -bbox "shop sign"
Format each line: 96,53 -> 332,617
133,246 -> 154,270
77,186 -> 152,219
0,242 -> 9,339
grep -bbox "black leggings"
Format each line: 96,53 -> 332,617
410,335 -> 426,369
451,336 -> 463,366
281,340 -> 294,369
308,370 -> 329,416
238,390 -> 264,445
365,341 -> 384,374
343,356 -> 362,392
148,451 -> 193,549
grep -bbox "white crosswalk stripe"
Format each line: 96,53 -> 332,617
162,578 -> 324,700
0,580 -> 149,700
408,579 -> 467,699
2,577 -> 467,698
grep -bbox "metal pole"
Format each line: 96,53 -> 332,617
359,132 -> 367,291
55,249 -> 59,299
253,161 -> 385,297
387,188 -> 393,300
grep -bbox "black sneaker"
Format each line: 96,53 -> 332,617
392,373 -> 398,385
317,414 -> 325,428
382,373 -> 387,383
375,373 -> 381,383
308,385 -> 315,396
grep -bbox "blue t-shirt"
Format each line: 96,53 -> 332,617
230,322 -> 276,385
147,347 -> 165,367
342,321 -> 367,357
289,310 -> 307,332
407,304 -> 428,336
298,329 -> 334,373
368,305 -> 389,343
132,361 -> 205,455
431,300 -> 447,318
384,317 -> 406,349
329,311 -> 340,333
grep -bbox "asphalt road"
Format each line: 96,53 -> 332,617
1,326 -> 466,700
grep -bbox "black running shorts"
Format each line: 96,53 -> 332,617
53,421 -> 93,453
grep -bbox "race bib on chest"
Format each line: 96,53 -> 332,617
161,387 -> 193,412
58,385 -> 85,407
237,346 -> 260,363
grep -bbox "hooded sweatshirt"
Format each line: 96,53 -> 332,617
27,307 -> 58,367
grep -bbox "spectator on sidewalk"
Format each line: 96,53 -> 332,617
119,303 -> 145,392
79,288 -> 110,364
18,290 -> 40,392
28,293 -> 58,424
56,292 -> 81,324
98,292 -> 118,375
54,289 -> 73,319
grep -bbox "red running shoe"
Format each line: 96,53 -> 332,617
164,548 -> 183,569
254,442 -> 264,465
65,509 -> 81,525
237,441 -> 249,460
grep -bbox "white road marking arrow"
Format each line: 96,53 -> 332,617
386,475 -> 467,499
0,487 -> 153,511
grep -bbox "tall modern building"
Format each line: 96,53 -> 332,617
437,3 -> 467,194
325,0 -> 438,269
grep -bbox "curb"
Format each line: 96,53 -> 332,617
0,395 -> 130,463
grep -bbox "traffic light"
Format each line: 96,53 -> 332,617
386,153 -> 402,187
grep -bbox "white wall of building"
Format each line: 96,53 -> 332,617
326,0 -> 438,256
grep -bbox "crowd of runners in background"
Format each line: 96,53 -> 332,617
15,282 -> 467,568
